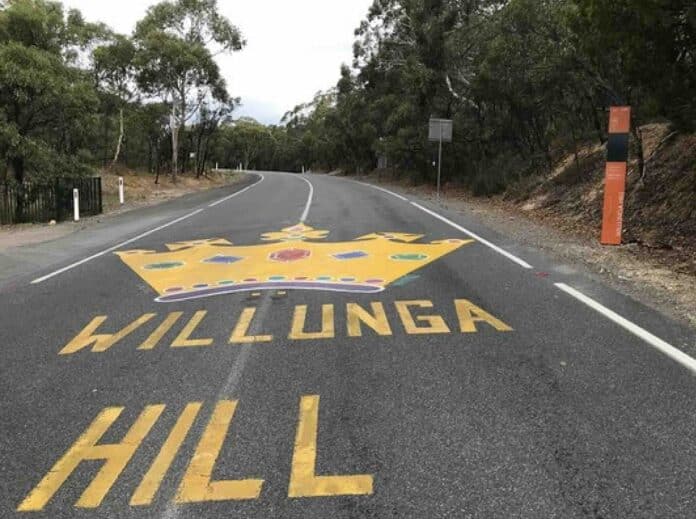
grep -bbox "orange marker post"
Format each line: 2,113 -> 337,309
601,107 -> 631,245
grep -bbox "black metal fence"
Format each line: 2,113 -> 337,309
0,177 -> 102,224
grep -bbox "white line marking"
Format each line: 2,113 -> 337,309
363,183 -> 409,201
208,173 -> 264,207
31,209 -> 204,284
555,283 -> 696,374
333,176 -> 410,201
298,175 -> 314,222
410,201 -> 533,269
32,175 -> 264,285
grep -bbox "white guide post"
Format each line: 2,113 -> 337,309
118,177 -> 124,205
73,188 -> 80,222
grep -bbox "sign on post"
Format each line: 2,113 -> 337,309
428,118 -> 453,201
601,107 -> 631,245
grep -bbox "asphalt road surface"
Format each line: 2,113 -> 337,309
1,171 -> 695,519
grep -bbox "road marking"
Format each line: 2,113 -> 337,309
31,175 -> 264,285
347,302 -> 392,337
395,300 -> 451,335
30,209 -> 205,284
58,299 -> 515,355
116,223 -> 469,303
176,400 -> 264,503
17,405 -> 164,511
60,314 -> 156,355
131,403 -> 203,506
298,175 -> 314,222
171,310 -> 213,348
288,395 -> 373,498
555,283 -> 696,374
455,299 -> 513,333
207,173 -> 265,207
410,202 -> 534,269
138,312 -> 183,350
363,182 -> 409,201
289,304 -> 335,340
229,307 -> 273,343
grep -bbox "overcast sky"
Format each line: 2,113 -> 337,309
62,0 -> 373,124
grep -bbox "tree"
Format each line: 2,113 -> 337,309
134,0 -> 245,181
0,0 -> 100,185
93,34 -> 136,167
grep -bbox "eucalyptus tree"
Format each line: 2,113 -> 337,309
133,0 -> 245,180
0,0 -> 102,186
93,34 -> 136,167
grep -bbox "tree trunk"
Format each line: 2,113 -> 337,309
111,107 -> 125,169
9,156 -> 25,222
170,110 -> 179,183
632,126 -> 645,179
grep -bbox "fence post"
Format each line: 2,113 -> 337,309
97,177 -> 103,214
73,188 -> 80,222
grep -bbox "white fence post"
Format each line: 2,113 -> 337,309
118,177 -> 124,205
73,188 -> 80,222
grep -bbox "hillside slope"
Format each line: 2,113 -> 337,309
508,124 -> 695,275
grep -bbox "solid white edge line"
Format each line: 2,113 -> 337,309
363,183 -> 409,201
32,174 -> 266,285
555,282 -> 696,374
208,173 -> 264,207
31,208 -> 205,284
298,175 -> 314,222
410,201 -> 534,269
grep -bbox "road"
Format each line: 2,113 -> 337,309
1,171 -> 695,518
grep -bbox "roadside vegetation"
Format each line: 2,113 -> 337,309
1,0 -> 694,215
0,0 -> 245,187
270,1 -> 695,188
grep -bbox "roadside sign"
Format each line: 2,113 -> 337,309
428,118 -> 452,142
601,106 -> 631,245
428,118 -> 453,201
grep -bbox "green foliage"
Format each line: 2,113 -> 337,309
0,0 -> 99,183
266,0 -> 696,193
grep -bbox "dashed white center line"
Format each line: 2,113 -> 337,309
298,175 -> 314,223
208,173 -> 264,207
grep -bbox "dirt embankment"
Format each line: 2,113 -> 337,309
101,167 -> 238,213
506,124 -> 695,277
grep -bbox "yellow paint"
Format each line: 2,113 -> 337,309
60,314 -> 156,355
229,307 -> 273,343
288,395 -> 373,498
17,405 -> 163,511
289,305 -> 335,340
395,300 -> 450,334
346,302 -> 392,337
454,299 -> 513,332
115,224 -> 473,302
130,403 -> 202,506
171,311 -> 213,348
138,312 -> 183,350
176,401 -> 263,503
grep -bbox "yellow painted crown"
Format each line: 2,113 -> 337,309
115,224 -> 473,302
